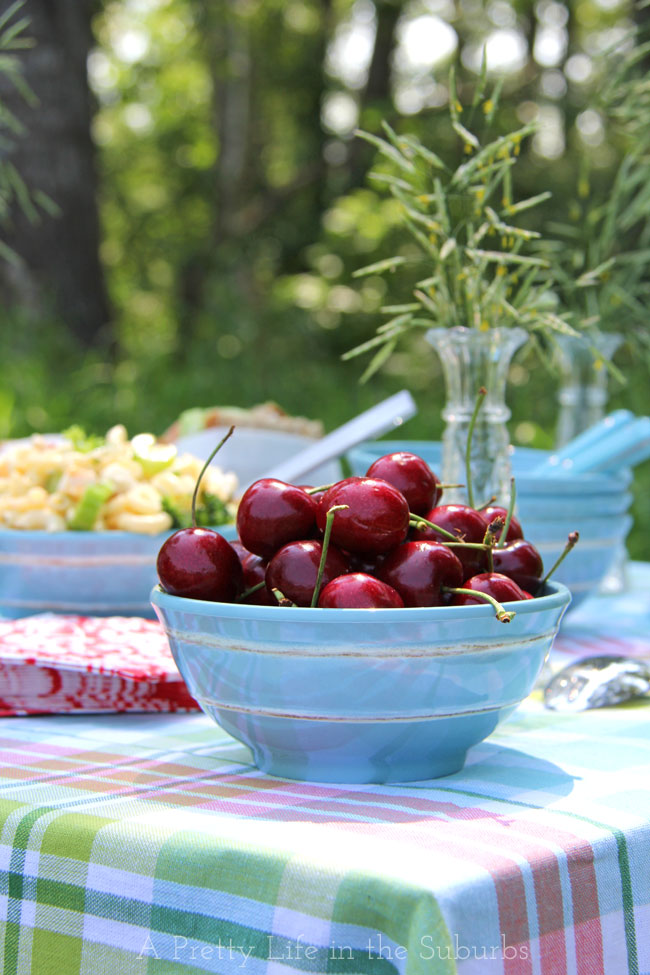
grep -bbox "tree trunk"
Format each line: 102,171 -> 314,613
348,0 -> 400,187
0,0 -> 110,346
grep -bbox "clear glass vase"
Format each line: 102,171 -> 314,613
426,326 -> 528,508
554,333 -> 622,447
553,332 -> 627,593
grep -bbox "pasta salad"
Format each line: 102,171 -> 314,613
0,426 -> 238,534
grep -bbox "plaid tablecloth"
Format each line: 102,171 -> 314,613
1,567 -> 649,975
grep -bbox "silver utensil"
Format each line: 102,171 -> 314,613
543,655 -> 650,711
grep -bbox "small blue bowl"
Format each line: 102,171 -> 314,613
151,581 -> 571,783
0,527 -> 228,619
348,441 -> 633,609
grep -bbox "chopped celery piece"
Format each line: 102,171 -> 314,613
68,482 -> 114,530
132,433 -> 177,475
44,472 -> 61,493
62,425 -> 105,452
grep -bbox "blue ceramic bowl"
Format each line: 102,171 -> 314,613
348,441 -> 633,609
151,581 -> 571,784
0,528 -> 226,619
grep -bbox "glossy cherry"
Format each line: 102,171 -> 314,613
379,541 -> 463,607
265,539 -> 349,606
157,528 -> 243,601
365,452 -> 441,516
230,539 -> 253,568
316,477 -> 410,556
492,539 -> 544,595
450,572 -> 529,606
318,573 -> 404,608
240,553 -> 274,605
236,478 -> 317,559
411,503 -> 487,578
481,505 -> 523,543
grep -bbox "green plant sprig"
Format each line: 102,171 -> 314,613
344,64 -> 577,382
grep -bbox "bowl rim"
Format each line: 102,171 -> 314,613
150,578 -> 571,623
348,440 -> 632,490
0,526 -> 234,543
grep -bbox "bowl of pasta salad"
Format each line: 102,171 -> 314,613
0,425 -> 237,619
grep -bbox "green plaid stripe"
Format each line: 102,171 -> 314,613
1,636 -> 650,975
0,720 -> 456,974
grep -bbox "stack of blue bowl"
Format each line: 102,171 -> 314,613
348,441 -> 632,610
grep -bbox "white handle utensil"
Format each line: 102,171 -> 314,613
259,390 -> 417,485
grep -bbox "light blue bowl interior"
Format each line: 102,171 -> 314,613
0,526 -> 234,619
151,581 -> 571,783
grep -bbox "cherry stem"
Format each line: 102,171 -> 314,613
465,387 -> 487,510
442,541 -> 490,551
541,531 -> 580,586
272,587 -> 296,607
410,515 -> 491,550
311,504 -> 348,608
438,483 -> 465,489
306,483 -> 335,495
236,580 -> 265,602
497,478 -> 516,548
191,425 -> 235,527
408,515 -> 459,542
443,586 -> 515,623
481,525 -> 496,572
476,495 -> 497,512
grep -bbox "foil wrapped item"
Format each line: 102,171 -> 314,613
544,655 -> 650,711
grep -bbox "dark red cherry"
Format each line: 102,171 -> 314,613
344,550 -> 387,576
451,572 -> 529,606
481,506 -> 523,543
411,503 -> 487,578
492,539 -> 544,595
299,484 -> 326,503
230,539 -> 253,568
365,452 -> 441,516
241,553 -> 274,605
379,540 -> 463,607
316,477 -> 410,555
265,539 -> 349,606
318,573 -> 404,608
157,528 -> 243,601
236,478 -> 317,559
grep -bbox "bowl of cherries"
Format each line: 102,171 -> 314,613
151,433 -> 572,784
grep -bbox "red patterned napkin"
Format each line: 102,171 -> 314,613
0,615 -> 199,716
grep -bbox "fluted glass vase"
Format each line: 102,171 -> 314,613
554,333 -> 622,447
426,326 -> 528,508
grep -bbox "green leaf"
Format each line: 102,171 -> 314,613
354,129 -> 416,174
501,191 -> 552,216
341,314 -> 413,360
379,303 -> 420,314
576,257 -> 617,286
396,134 -> 448,171
452,120 -> 479,149
465,248 -> 548,268
368,171 -> 414,193
360,337 -> 398,384
0,1 -> 25,32
352,255 -> 408,278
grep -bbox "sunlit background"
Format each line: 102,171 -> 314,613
1,0 -> 648,551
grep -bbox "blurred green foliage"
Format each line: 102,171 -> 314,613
2,0 -> 649,556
